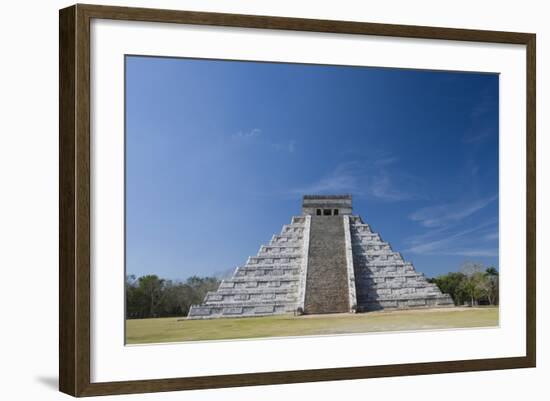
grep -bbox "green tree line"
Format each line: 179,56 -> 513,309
428,262 -> 499,306
126,274 -> 220,319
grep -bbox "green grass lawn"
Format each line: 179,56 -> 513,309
126,307 -> 499,344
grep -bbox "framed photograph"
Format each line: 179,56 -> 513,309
59,4 -> 536,397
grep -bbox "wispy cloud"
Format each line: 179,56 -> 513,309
291,157 -> 420,201
292,162 -> 359,195
405,191 -> 498,257
405,219 -> 498,257
272,140 -> 296,154
450,249 -> 498,257
288,140 -> 296,153
462,87 -> 498,144
231,128 -> 296,154
374,156 -> 399,167
409,194 -> 498,228
470,88 -> 496,119
483,232 -> 499,241
462,128 -> 494,144
369,172 -> 414,201
231,128 -> 262,140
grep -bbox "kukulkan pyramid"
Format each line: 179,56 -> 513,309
188,195 -> 453,319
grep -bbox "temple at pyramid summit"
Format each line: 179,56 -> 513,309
188,195 -> 453,319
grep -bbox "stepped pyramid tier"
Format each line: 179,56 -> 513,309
349,216 -> 454,311
187,215 -> 311,319
188,195 -> 453,319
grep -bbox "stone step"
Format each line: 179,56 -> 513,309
358,291 -> 450,300
258,247 -> 303,256
218,278 -> 299,285
358,282 -> 437,291
188,303 -> 295,319
359,287 -> 443,298
352,236 -> 385,242
357,269 -> 417,277
263,243 -> 304,247
353,254 -> 404,263
352,241 -> 391,248
269,237 -> 303,247
271,233 -> 304,239
245,263 -> 301,269
218,280 -> 298,289
354,260 -> 413,268
281,225 -> 305,234
205,293 -> 297,303
234,272 -> 300,280
247,255 -> 302,264
357,295 -> 454,311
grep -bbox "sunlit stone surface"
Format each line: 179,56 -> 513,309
188,195 -> 453,319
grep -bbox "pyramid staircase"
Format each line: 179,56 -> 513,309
304,216 -> 350,314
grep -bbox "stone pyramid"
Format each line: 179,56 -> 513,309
188,195 -> 453,319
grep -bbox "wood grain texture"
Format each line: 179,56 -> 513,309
59,5 -> 76,396
59,3 -> 536,397
525,34 -> 536,367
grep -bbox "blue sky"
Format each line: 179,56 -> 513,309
125,56 -> 499,280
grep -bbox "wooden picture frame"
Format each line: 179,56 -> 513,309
59,3 -> 536,397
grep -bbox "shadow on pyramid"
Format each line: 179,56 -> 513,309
188,195 -> 453,319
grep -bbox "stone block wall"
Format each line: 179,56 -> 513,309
188,216 -> 309,319
349,216 -> 454,311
